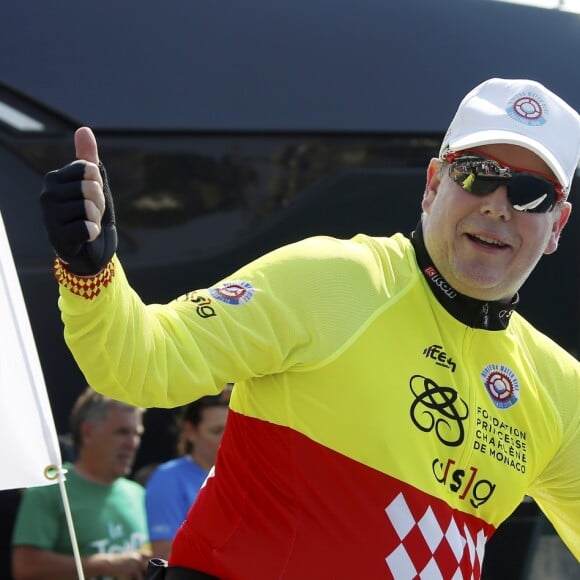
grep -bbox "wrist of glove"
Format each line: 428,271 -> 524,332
40,161 -> 118,276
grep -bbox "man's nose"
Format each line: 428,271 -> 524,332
479,185 -> 512,220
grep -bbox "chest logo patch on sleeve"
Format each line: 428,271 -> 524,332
480,364 -> 520,409
209,280 -> 255,305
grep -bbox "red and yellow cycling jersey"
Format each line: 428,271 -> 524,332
58,229 -> 580,578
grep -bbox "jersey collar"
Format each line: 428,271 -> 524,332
411,224 -> 518,330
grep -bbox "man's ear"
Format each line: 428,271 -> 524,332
544,201 -> 571,255
422,158 -> 442,213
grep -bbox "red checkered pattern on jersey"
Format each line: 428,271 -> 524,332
384,490 -> 490,580
54,258 -> 115,300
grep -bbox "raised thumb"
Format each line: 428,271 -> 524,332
74,127 -> 100,164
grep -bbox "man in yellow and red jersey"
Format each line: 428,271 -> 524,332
40,78 -> 580,579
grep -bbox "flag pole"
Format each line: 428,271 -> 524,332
51,466 -> 85,580
48,466 -> 86,580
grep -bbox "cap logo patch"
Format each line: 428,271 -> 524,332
209,280 -> 255,305
507,92 -> 547,127
481,364 -> 520,409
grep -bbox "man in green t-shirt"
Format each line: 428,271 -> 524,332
12,387 -> 151,579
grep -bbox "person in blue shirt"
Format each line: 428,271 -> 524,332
145,390 -> 230,560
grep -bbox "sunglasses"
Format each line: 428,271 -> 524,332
443,152 -> 564,213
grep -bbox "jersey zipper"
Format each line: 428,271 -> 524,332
455,326 -> 478,475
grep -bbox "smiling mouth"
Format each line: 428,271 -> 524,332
467,233 -> 509,249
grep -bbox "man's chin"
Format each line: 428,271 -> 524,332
115,461 -> 134,478
451,266 -> 512,301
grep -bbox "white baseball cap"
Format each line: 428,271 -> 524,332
439,78 -> 580,196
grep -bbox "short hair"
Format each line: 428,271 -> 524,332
69,386 -> 142,453
175,387 -> 231,456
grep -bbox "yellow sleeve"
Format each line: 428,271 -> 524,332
528,355 -> 580,560
58,236 -> 406,408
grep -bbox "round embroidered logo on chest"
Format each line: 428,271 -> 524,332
480,364 -> 520,410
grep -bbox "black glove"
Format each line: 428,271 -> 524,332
40,161 -> 117,276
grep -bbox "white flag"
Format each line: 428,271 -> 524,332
0,210 -> 62,490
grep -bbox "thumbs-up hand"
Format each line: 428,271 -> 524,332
40,127 -> 118,276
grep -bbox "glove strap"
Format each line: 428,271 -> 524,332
54,257 -> 115,300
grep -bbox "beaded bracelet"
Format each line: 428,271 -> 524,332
53,258 -> 115,300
